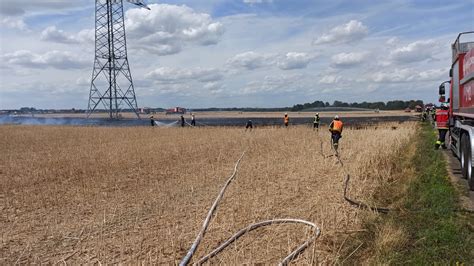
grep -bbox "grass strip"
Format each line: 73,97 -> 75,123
343,123 -> 474,264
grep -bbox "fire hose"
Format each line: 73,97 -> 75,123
196,219 -> 319,265
181,136 -> 391,265
321,138 -> 391,214
180,152 -> 321,265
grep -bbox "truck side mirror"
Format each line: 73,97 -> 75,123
449,68 -> 453,77
439,84 -> 445,95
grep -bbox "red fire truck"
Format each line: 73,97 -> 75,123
439,31 -> 474,190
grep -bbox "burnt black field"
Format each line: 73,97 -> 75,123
0,115 -> 417,127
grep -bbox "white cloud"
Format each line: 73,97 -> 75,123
240,74 -> 303,95
386,37 -> 399,46
2,50 -> 89,69
124,4 -> 224,55
145,67 -> 223,83
76,76 -> 90,86
227,51 -> 315,72
331,52 -> 367,67
156,83 -> 192,96
319,75 -> 342,84
227,51 -> 274,70
370,67 -> 446,83
203,82 -> 225,94
389,40 -> 436,63
0,17 -> 27,30
75,29 -> 95,43
40,26 -> 77,44
277,52 -> 315,70
313,20 -> 368,45
39,26 -> 104,44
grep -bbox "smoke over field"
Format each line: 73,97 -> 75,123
0,124 -> 415,264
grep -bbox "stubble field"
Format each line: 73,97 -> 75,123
0,123 -> 415,264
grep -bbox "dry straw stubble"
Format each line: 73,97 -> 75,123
0,123 -> 415,264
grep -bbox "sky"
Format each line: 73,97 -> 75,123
0,0 -> 473,109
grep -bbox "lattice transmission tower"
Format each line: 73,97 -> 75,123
87,0 -> 149,119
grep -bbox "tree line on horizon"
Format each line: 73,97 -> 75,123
290,100 -> 425,111
4,99 -> 426,113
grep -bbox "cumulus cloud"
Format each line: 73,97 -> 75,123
227,51 -> 275,70
40,26 -> 98,44
154,83 -> 192,95
203,82 -> 225,94
331,52 -> 367,67
319,75 -> 342,84
370,67 -> 446,83
386,37 -> 399,46
2,50 -> 89,69
277,52 -> 315,70
240,74 -> 303,95
76,76 -> 90,86
389,40 -> 436,63
41,26 -> 77,44
313,20 -> 368,45
125,4 -> 224,55
145,67 -> 223,83
40,26 -> 100,44
0,17 -> 27,30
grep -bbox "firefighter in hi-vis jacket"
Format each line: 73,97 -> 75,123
435,103 -> 449,149
329,115 -> 343,151
284,113 -> 289,127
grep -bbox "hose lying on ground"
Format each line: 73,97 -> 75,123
180,152 -> 246,266
320,138 -> 390,214
196,219 -> 320,265
180,152 -> 320,265
343,174 -> 390,214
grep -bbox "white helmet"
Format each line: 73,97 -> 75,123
334,115 -> 339,119
316,113 -> 319,115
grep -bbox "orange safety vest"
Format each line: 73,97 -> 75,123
284,116 -> 289,123
331,120 -> 343,133
435,109 -> 449,129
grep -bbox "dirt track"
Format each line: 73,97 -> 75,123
443,151 -> 474,211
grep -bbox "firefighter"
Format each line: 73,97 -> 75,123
313,113 -> 320,129
435,103 -> 449,149
245,120 -> 253,130
421,109 -> 427,122
191,113 -> 196,126
150,115 -> 155,127
284,113 -> 289,127
329,115 -> 343,151
180,115 -> 185,127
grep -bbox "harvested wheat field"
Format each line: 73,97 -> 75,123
0,123 -> 415,264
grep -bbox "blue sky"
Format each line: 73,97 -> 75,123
0,0 -> 473,109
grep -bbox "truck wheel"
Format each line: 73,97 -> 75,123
467,135 -> 474,190
461,134 -> 469,179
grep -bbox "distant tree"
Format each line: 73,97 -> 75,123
290,99 -> 423,111
386,100 -> 405,110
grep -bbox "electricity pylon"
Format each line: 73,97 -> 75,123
87,0 -> 149,119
